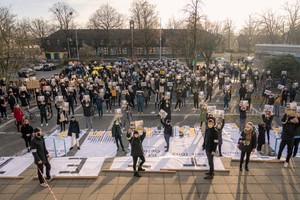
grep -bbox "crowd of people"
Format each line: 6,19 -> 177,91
0,58 -> 299,183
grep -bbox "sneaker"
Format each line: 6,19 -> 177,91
138,167 -> 145,171
69,147 -> 73,150
178,109 -> 180,111
77,147 -> 81,150
46,123 -> 48,126
47,176 -> 53,183
134,172 -> 141,177
106,110 -> 108,113
284,162 -> 289,168
40,183 -> 48,188
204,175 -> 214,179
41,124 -> 43,127
110,110 -> 112,113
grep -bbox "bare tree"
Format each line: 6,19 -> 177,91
283,1 -> 300,44
130,0 -> 159,58
29,18 -> 54,41
49,2 -> 77,30
183,0 -> 204,66
199,21 -> 224,67
88,4 -> 124,29
0,6 -> 17,79
239,15 -> 260,55
258,9 -> 284,44
223,18 -> 235,51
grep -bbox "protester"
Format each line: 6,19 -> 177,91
161,118 -> 173,152
20,119 -> 33,152
278,114 -> 298,167
238,122 -> 257,171
0,96 -> 8,120
31,128 -> 52,187
239,105 -> 247,132
13,104 -> 24,132
68,116 -> 80,150
257,122 -> 266,152
38,99 -> 48,127
262,111 -> 273,145
82,99 -> 93,130
112,118 -> 125,151
216,117 -> 225,156
199,104 -> 208,131
293,115 -> 300,157
58,106 -> 67,132
202,117 -> 218,179
127,129 -> 146,177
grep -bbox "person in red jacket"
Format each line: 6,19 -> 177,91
13,104 -> 24,132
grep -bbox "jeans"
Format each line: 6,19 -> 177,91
97,106 -> 103,117
164,134 -> 171,150
40,113 -> 48,124
115,134 -> 124,150
206,151 -> 214,175
277,138 -> 294,163
132,155 -> 145,171
137,101 -> 143,113
85,116 -> 93,129
37,162 -> 51,184
274,104 -> 280,117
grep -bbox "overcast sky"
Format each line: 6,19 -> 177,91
1,0 -> 290,31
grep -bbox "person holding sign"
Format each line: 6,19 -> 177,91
161,118 -> 173,152
202,117 -> 219,179
126,129 -> 146,177
237,122 -> 257,171
31,128 -> 52,187
278,114 -> 298,167
112,119 -> 125,151
262,111 -> 273,145
68,116 -> 80,150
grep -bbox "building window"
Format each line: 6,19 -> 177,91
104,47 -> 109,55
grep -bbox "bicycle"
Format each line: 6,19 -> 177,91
23,107 -> 36,122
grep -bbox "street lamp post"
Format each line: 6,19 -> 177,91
67,38 -> 71,59
130,20 -> 134,60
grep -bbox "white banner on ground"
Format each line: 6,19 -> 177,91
75,130 -> 117,157
110,156 -> 225,171
0,157 -> 33,177
44,129 -> 87,157
49,157 -> 105,177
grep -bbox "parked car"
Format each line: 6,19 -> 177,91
214,57 -> 229,64
116,57 -> 129,63
43,63 -> 55,71
33,64 -> 44,71
18,68 -> 36,78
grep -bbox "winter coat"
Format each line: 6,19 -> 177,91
112,121 -> 123,137
38,103 -> 47,114
216,119 -> 225,145
31,136 -> 49,164
127,131 -> 146,157
238,130 -> 257,153
82,101 -> 92,117
257,124 -> 266,145
95,96 -> 104,108
21,124 -> 33,139
281,114 -> 297,140
200,107 -> 208,122
68,120 -> 80,138
14,108 -> 24,122
0,98 -> 6,112
202,127 -> 219,153
262,114 -> 273,129
161,119 -> 173,136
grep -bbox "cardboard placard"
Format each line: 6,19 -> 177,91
115,108 -> 122,118
281,71 -> 287,75
264,105 -> 274,113
83,95 -> 90,101
277,84 -> 285,90
213,109 -> 224,118
26,80 -> 40,89
292,82 -> 298,88
158,109 -> 168,119
207,106 -> 216,113
62,102 -> 69,111
287,102 -> 297,110
55,96 -> 64,103
159,86 -> 164,93
38,96 -> 45,102
122,90 -> 128,95
19,86 -> 27,91
198,91 -> 205,99
167,82 -> 173,87
43,86 -> 51,92
264,90 -> 272,95
141,82 -> 147,87
131,120 -> 144,130
240,100 -> 249,107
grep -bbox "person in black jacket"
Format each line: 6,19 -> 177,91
127,129 -> 146,177
161,118 -> 173,152
7,91 -> 17,112
67,91 -> 75,115
202,117 -> 219,179
257,122 -> 266,152
277,114 -> 298,167
238,122 -> 257,171
293,116 -> 300,157
216,118 -> 225,156
31,128 -> 52,187
82,99 -> 93,130
38,100 -> 48,127
262,111 -> 273,144
112,119 -> 125,151
21,119 -> 33,152
68,116 -> 80,150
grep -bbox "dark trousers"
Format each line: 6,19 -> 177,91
16,121 -> 23,132
37,162 -> 51,184
40,113 -> 48,124
132,155 -> 145,171
218,145 -> 222,156
293,138 -> 300,157
277,139 -> 294,162
174,100 -> 181,109
257,143 -> 263,151
69,104 -> 74,115
105,100 -> 111,111
23,136 -> 31,148
164,134 -> 171,150
115,134 -> 124,149
205,94 -> 212,102
240,151 -> 251,168
206,151 -> 214,175
97,106 -> 103,117
1,111 -> 7,118
60,122 -> 66,131
194,99 -> 199,109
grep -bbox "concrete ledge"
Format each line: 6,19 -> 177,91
0,176 -> 24,179
231,158 -> 285,163
101,169 -> 176,174
160,168 -> 230,172
33,175 -> 98,180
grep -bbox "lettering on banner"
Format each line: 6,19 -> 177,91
59,158 -> 87,174
0,157 -> 14,174
143,149 -> 160,157
183,157 -> 207,167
